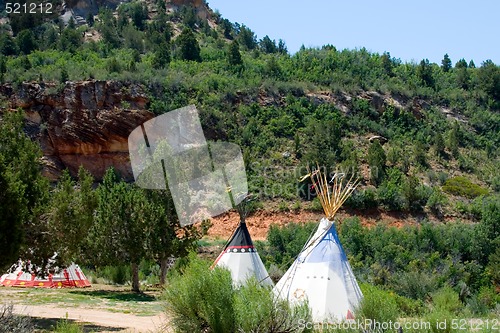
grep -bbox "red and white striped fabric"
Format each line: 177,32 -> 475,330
0,263 -> 91,288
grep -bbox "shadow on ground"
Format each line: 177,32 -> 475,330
69,290 -> 157,302
31,316 -> 126,332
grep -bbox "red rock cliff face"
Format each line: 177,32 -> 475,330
0,80 -> 154,181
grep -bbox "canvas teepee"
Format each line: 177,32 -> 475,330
0,261 -> 90,288
274,169 -> 363,322
212,195 -> 273,287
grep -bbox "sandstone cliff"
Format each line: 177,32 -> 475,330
0,81 -> 153,181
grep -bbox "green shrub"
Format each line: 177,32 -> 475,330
96,265 -> 130,285
52,319 -> 85,333
358,283 -> 399,331
235,278 -> 311,333
431,285 -> 463,314
165,254 -> 236,333
442,176 -> 489,199
265,222 -> 317,268
164,254 -> 311,333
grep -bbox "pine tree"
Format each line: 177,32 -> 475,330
176,28 -> 201,62
0,111 -> 49,270
227,40 -> 243,68
441,53 -> 452,72
367,141 -> 386,186
417,59 -> 435,87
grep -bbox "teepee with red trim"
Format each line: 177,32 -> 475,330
213,219 -> 273,287
0,262 -> 91,288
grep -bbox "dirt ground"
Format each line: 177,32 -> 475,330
13,304 -> 166,332
207,207 -> 427,240
0,286 -> 168,333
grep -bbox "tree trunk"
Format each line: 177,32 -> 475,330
131,262 -> 140,292
160,257 -> 169,286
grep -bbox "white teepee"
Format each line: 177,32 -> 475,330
274,169 -> 363,322
213,220 -> 273,287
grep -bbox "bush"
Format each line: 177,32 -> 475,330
165,254 -> 236,332
431,285 -> 463,314
0,304 -> 33,333
442,176 -> 489,199
52,319 -> 85,333
164,254 -> 311,333
358,284 -> 399,331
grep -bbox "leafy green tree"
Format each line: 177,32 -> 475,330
368,141 -> 386,186
176,28 -> 201,62
90,168 -> 155,292
441,53 -> 452,72
469,60 -> 476,68
0,111 -> 49,270
16,29 -> 36,55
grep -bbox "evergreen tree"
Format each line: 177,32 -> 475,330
227,40 -> 243,68
60,67 -> 69,82
153,42 -> 171,69
0,55 -> 6,81
368,141 -> 386,186
86,13 -> 95,27
469,60 -> 476,68
416,58 -> 435,88
90,168 -> 154,292
237,25 -> 256,50
16,29 -> 36,55
0,111 -> 49,270
0,32 -> 19,56
381,52 -> 393,76
455,58 -> 468,69
277,39 -> 288,54
176,27 -> 201,62
260,35 -> 277,54
441,53 -> 452,72
434,132 -> 445,157
46,168 -> 97,264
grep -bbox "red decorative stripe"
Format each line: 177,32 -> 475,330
226,245 -> 255,249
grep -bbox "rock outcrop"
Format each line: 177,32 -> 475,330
0,80 -> 153,181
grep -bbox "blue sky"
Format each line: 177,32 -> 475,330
207,0 -> 500,66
